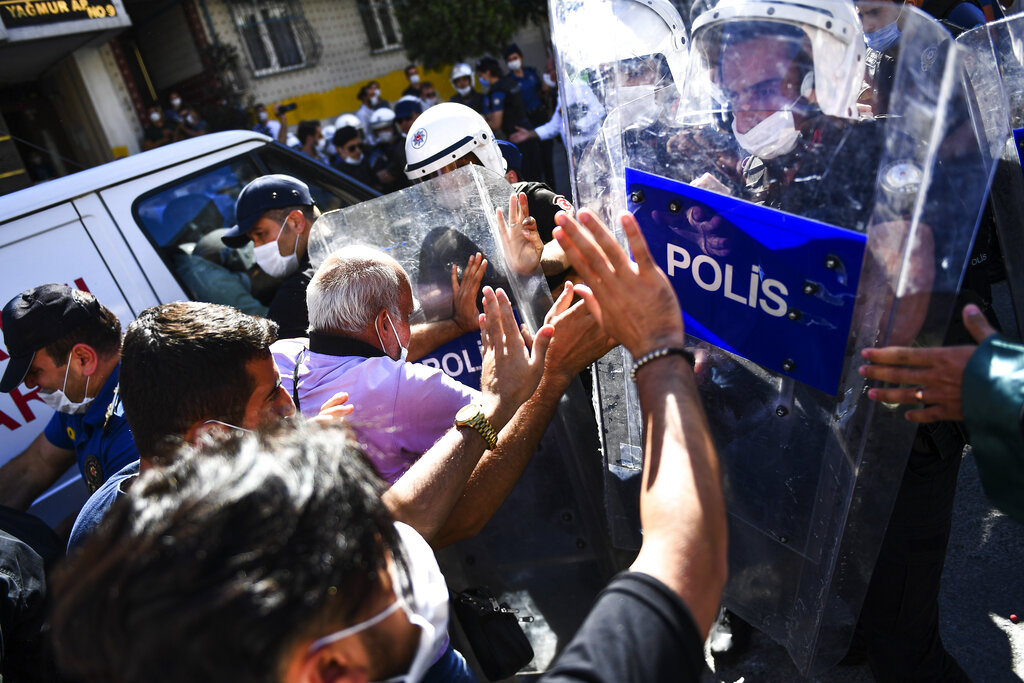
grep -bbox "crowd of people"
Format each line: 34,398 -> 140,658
7,0 -> 1024,681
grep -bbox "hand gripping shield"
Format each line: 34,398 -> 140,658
552,0 -> 998,673
308,165 -> 617,675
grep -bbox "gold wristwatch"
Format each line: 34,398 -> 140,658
454,404 -> 499,449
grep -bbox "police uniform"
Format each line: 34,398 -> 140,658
41,364 -> 137,494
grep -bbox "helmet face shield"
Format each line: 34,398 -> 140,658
690,0 -> 865,122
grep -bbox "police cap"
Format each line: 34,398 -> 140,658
222,174 -> 313,248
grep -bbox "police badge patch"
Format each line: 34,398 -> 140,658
411,128 -> 427,149
84,455 -> 103,493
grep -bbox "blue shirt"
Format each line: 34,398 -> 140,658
67,459 -> 138,551
512,66 -> 543,113
43,364 -> 138,493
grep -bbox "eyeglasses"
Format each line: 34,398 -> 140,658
344,144 -> 361,152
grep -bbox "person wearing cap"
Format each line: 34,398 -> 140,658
385,97 -> 424,193
0,285 -> 137,518
222,174 -> 486,355
503,43 -> 547,125
330,126 -> 375,188
448,62 -> 484,114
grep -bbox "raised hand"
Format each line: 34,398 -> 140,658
497,192 -> 544,275
478,286 -> 552,427
554,208 -> 684,358
451,252 -> 488,334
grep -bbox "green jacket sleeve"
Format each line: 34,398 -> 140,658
962,335 -> 1024,524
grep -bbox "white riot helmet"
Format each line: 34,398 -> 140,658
691,0 -> 865,120
404,102 -> 505,180
335,112 -> 364,134
450,62 -> 475,90
369,107 -> 396,131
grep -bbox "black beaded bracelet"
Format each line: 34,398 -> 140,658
630,347 -> 695,382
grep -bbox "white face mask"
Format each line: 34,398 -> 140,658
344,152 -> 364,165
375,311 -> 408,362
39,352 -> 92,415
542,73 -> 556,89
170,97 -> 182,108
732,108 -> 800,160
421,95 -> 437,108
305,524 -> 448,683
258,111 -> 269,123
507,59 -> 522,72
252,215 -> 301,278
409,74 -> 420,85
376,523 -> 449,683
370,94 -> 380,107
455,84 -> 472,97
376,130 -> 394,145
149,112 -> 161,123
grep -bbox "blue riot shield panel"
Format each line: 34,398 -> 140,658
553,0 -> 998,674
959,15 -> 1024,339
308,165 -> 616,674
627,167 -> 867,394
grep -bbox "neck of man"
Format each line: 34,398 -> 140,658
87,353 -> 121,399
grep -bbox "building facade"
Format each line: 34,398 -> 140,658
0,0 -> 549,196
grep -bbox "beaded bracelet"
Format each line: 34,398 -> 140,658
630,347 -> 695,382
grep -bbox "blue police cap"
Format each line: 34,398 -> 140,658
496,140 -> 521,174
394,98 -> 423,120
222,174 -> 313,248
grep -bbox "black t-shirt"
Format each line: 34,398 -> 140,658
513,181 -> 574,244
449,91 -> 485,115
541,572 -> 704,683
265,253 -> 313,340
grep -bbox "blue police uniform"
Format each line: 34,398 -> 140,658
42,363 -> 138,493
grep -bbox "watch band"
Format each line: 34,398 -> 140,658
455,404 -> 499,449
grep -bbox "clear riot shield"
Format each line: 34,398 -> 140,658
959,15 -> 1024,339
553,0 -> 997,674
308,165 -> 617,674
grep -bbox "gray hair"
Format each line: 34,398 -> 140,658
307,245 -> 409,335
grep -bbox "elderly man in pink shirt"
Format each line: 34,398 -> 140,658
272,245 -> 484,483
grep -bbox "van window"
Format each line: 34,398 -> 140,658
256,146 -> 368,213
135,159 -> 271,316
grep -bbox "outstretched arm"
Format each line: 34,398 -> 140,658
554,208 -> 728,639
383,287 -> 551,542
430,282 -> 615,549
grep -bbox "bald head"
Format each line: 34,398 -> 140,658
307,245 -> 411,336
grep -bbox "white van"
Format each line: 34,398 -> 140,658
0,131 -> 377,525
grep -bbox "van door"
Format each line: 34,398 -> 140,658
0,200 -> 150,525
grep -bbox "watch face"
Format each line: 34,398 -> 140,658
456,404 -> 480,423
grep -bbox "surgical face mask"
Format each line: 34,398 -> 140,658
409,74 -> 420,85
507,59 -> 522,72
376,130 -> 394,144
39,352 -> 92,415
149,111 -> 161,123
732,108 -> 800,160
344,152 -> 364,165
421,95 -> 437,108
252,216 -> 300,278
202,419 -> 254,435
306,524 -> 448,683
370,94 -> 380,106
477,75 -> 490,91
865,22 -> 901,53
455,84 -> 472,97
542,73 -> 556,89
258,111 -> 269,123
171,97 -> 182,108
377,523 -> 449,683
375,311 -> 408,362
